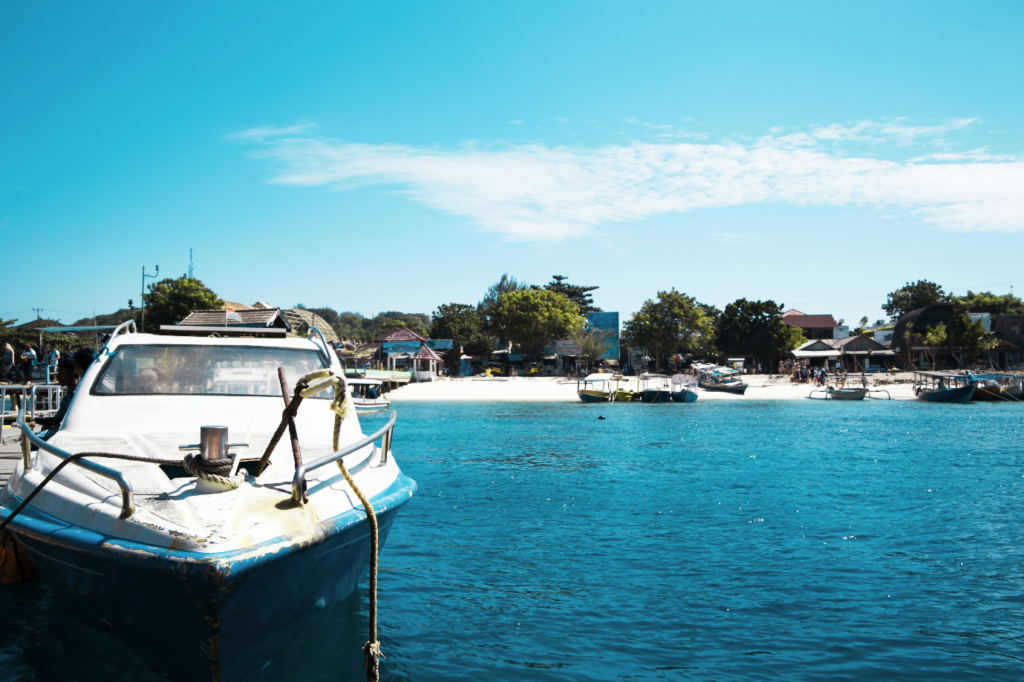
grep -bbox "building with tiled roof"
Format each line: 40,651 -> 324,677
177,308 -> 292,330
375,328 -> 427,343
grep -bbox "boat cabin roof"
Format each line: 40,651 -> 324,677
348,379 -> 383,386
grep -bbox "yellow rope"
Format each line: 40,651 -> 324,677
330,377 -> 383,681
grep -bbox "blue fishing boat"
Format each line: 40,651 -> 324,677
0,322 -> 415,680
638,374 -> 673,403
670,374 -> 699,403
912,371 -> 976,403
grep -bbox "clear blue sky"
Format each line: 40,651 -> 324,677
3,1 -> 1023,327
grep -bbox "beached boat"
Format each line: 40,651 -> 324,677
808,374 -> 870,401
970,374 -> 1023,402
637,374 -> 673,403
693,363 -> 748,395
913,371 -> 976,403
577,373 -> 617,402
0,322 -> 415,681
349,377 -> 391,413
670,374 -> 699,403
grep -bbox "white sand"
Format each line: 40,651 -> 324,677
388,374 -> 920,402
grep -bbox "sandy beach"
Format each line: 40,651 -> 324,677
388,373 -> 921,402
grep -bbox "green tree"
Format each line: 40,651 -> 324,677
368,311 -> 430,340
430,303 -> 494,371
479,273 -> 531,316
714,299 -> 801,370
622,289 -> 716,368
572,328 -> 613,373
544,275 -> 601,315
922,323 -> 947,369
143,276 -> 224,331
955,290 -> 1024,315
883,280 -> 948,318
491,289 -> 583,359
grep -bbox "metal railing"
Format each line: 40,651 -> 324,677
291,410 -> 396,503
99,319 -> 137,357
15,408 -> 135,519
307,326 -> 334,366
28,384 -> 64,420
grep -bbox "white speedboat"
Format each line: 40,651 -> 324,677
0,322 -> 415,680
349,378 -> 391,413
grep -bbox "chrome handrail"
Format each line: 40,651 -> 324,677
100,319 -> 137,357
307,326 -> 333,366
291,410 -> 397,503
15,408 -> 135,519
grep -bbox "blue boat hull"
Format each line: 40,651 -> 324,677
670,388 -> 698,403
1,474 -> 416,681
915,383 -> 976,403
638,389 -> 672,403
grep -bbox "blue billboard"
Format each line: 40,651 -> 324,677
586,312 -> 620,360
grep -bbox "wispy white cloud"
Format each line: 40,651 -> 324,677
234,120 -> 1024,241
227,123 -> 316,142
810,117 -> 978,147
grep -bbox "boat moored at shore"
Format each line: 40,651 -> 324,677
0,321 -> 416,681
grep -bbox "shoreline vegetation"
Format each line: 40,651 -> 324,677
388,373 -> 930,402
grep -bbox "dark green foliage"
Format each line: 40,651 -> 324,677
955,290 -> 1024,315
883,280 -> 949,317
143,277 -> 224,331
544,275 -> 601,315
714,299 -> 802,366
479,273 -> 531,316
622,289 -> 716,364
491,289 -> 583,359
430,303 -> 494,370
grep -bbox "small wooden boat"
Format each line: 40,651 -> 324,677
670,374 -> 698,403
970,374 -> 1023,402
913,371 -> 977,403
349,378 -> 390,413
808,374 -> 870,401
693,363 -> 748,395
577,373 -> 617,403
637,374 -> 673,403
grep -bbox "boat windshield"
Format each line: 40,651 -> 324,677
91,344 -> 333,398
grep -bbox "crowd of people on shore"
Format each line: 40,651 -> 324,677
1,343 -> 90,385
778,358 -> 843,386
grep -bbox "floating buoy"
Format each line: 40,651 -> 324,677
598,416 -> 606,420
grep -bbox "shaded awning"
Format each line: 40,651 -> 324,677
35,325 -> 117,333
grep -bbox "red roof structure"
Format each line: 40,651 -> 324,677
782,313 -> 837,329
375,328 -> 427,343
412,343 -> 443,361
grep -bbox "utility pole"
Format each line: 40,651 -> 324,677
189,248 -> 194,280
32,308 -> 43,320
141,264 -> 159,333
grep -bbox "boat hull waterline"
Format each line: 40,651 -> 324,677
1,474 -> 415,682
915,383 -> 977,403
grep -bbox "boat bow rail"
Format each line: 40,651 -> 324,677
292,410 -> 396,503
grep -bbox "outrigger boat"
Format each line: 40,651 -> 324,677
637,374 -> 673,403
913,371 -> 977,403
349,378 -> 391,413
808,374 -> 869,401
693,363 -> 748,395
670,374 -> 699,403
0,322 -> 415,681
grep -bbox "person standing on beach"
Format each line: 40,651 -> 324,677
19,343 -> 36,384
2,343 -> 14,381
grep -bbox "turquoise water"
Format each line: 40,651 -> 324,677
3,400 -> 1024,680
